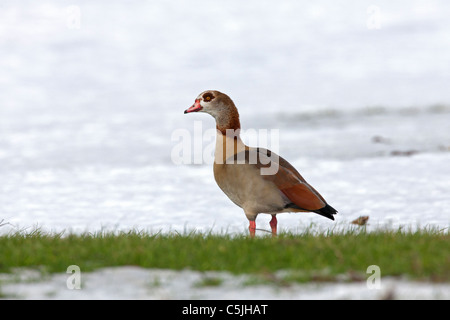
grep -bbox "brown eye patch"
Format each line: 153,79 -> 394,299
202,92 -> 215,102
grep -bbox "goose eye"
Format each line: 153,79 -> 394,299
203,93 -> 214,102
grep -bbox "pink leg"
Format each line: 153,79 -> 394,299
249,220 -> 256,238
269,215 -> 277,236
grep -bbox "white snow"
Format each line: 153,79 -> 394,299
1,267 -> 449,300
0,0 -> 449,299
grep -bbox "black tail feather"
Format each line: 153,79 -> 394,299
284,203 -> 338,221
313,204 -> 338,221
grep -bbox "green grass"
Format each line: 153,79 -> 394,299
0,227 -> 448,283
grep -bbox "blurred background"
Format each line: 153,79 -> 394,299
1,0 -> 449,233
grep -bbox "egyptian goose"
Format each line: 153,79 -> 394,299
184,90 -> 337,236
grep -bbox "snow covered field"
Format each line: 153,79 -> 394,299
1,267 -> 449,300
1,1 -> 449,299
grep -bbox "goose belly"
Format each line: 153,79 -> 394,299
213,162 -> 286,213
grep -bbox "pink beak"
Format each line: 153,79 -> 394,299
184,99 -> 202,113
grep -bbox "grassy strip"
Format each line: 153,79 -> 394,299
0,228 -> 448,282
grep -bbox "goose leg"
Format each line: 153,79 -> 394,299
248,220 -> 256,238
269,215 -> 277,236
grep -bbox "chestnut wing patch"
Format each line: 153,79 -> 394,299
279,183 -> 326,211
234,148 -> 327,211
